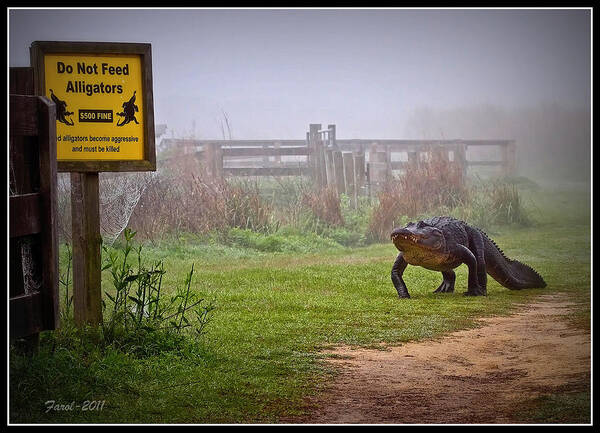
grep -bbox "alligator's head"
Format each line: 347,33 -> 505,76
391,220 -> 446,253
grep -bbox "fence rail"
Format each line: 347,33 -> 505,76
159,123 -> 517,205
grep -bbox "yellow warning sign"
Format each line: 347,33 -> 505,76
44,53 -> 145,161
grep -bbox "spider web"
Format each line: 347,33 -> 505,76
98,171 -> 155,245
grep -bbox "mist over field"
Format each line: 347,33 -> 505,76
403,103 -> 591,182
9,8 -> 591,183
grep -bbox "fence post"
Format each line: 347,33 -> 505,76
454,142 -> 467,179
262,142 -> 269,165
71,172 -> 103,327
306,131 -> 314,183
309,124 -> 323,187
274,141 -> 281,164
319,135 -> 327,188
407,150 -> 418,167
353,151 -> 366,199
328,124 -> 336,148
505,140 -> 517,176
204,142 -> 214,178
324,148 -> 333,187
333,150 -> 345,194
205,142 -> 223,180
368,142 -> 388,193
343,152 -> 355,207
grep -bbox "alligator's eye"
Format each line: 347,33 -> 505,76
417,221 -> 426,229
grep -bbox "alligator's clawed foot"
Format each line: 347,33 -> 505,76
434,282 -> 454,293
464,286 -> 487,296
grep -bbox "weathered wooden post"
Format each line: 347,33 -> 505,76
504,140 -> 517,176
368,142 -> 388,193
306,131 -> 314,183
455,142 -> 467,179
325,147 -> 335,187
343,152 -> 355,207
328,124 -> 336,148
262,142 -> 269,165
318,132 -> 327,188
407,150 -> 419,167
205,142 -> 224,180
353,151 -> 366,198
274,141 -> 281,164
333,150 -> 345,194
205,142 -> 215,178
71,172 -> 102,325
309,124 -> 323,187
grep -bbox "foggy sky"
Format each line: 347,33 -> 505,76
8,8 -> 591,140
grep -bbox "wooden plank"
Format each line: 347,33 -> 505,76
10,95 -> 39,137
466,160 -> 505,166
336,139 -> 514,151
9,193 -> 42,238
223,167 -> 309,177
221,146 -> 310,157
10,67 -> 34,94
180,139 -> 306,147
10,292 -> 44,338
71,172 -> 102,326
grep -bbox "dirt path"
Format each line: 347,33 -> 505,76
286,294 -> 590,424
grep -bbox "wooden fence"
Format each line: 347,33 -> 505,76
9,67 -> 59,351
160,123 -> 517,202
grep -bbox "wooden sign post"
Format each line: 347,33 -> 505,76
30,41 -> 156,326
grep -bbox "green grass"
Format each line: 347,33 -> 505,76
10,185 -> 591,424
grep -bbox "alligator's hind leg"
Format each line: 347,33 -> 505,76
466,227 -> 488,295
391,253 -> 410,299
434,270 -> 455,293
455,245 -> 486,296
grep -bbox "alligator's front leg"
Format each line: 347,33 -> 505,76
454,245 -> 486,296
391,252 -> 410,298
434,270 -> 455,293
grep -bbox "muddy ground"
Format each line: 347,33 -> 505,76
285,294 -> 590,424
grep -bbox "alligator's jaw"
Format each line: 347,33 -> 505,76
391,230 -> 419,246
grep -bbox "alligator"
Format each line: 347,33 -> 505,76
390,216 -> 546,298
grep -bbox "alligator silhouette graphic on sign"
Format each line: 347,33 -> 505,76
49,89 -> 74,126
116,90 -> 139,126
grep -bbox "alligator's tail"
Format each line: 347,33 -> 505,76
481,231 -> 547,290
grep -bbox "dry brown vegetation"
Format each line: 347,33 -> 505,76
367,150 -> 467,241
301,186 -> 345,227
128,155 -> 272,241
